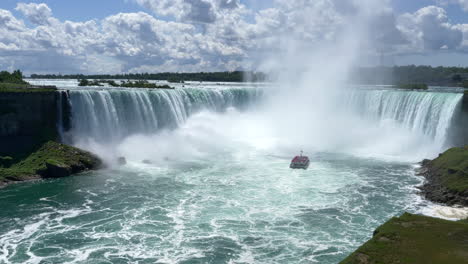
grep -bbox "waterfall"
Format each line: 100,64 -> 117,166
346,89 -> 463,148
64,85 -> 463,157
67,87 -> 261,143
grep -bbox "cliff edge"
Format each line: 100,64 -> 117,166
340,213 -> 468,264
419,146 -> 468,206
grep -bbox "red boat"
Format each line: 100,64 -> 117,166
290,151 -> 310,169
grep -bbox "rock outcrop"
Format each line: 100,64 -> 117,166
418,146 -> 468,206
340,213 -> 468,264
449,91 -> 468,146
0,141 -> 102,187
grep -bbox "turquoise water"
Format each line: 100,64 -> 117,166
1,80 -> 465,263
0,151 -> 423,263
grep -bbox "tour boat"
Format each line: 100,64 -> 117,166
290,151 -> 310,169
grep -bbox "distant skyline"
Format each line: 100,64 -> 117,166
1,0 -> 468,74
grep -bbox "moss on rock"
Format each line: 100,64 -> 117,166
0,141 -> 102,185
340,213 -> 468,264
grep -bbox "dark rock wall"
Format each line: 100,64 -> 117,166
449,92 -> 468,147
0,91 -> 60,156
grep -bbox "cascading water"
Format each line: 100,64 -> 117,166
345,89 -> 463,151
64,86 -> 463,161
66,87 -> 262,144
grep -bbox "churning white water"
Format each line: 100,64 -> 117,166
2,79 -> 463,264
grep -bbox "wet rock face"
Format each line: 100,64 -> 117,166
43,161 -> 73,178
446,92 -> 468,147
0,92 -> 59,155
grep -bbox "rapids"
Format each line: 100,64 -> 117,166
0,80 -> 466,263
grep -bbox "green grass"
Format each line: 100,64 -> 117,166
0,141 -> 100,182
0,83 -> 56,92
340,213 -> 468,264
430,146 -> 468,193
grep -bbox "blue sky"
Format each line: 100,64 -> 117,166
1,0 -> 465,23
1,0 -> 468,73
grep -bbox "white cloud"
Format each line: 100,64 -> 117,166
436,0 -> 468,11
15,3 -> 52,25
0,2 -> 468,73
134,0 -> 239,24
397,6 -> 463,52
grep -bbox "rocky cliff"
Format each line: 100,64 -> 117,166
449,91 -> 468,146
0,90 -> 70,157
418,145 -> 468,206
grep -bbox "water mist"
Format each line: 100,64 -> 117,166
254,0 -> 462,161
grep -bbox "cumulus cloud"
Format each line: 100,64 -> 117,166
397,6 -> 463,51
436,0 -> 468,11
15,3 -> 53,25
134,0 -> 241,24
0,2 -> 467,74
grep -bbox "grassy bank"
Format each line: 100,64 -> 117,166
419,146 -> 468,206
340,213 -> 468,264
0,141 -> 101,185
0,83 -> 57,92
429,146 -> 468,193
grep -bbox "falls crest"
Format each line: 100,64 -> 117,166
67,88 -> 261,143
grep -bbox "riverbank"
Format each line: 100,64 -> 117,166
340,213 -> 468,264
0,141 -> 102,188
419,146 -> 468,206
341,146 -> 468,263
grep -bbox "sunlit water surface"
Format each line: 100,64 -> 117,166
1,151 -> 427,264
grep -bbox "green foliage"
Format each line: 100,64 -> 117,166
340,213 -> 468,264
120,80 -> 172,89
78,79 -> 103,86
78,79 -> 173,89
354,65 -> 468,85
0,70 -> 56,92
78,79 -> 89,86
0,70 -> 27,84
0,83 -> 56,92
398,83 -> 428,90
106,80 -> 119,87
0,141 -> 100,182
31,71 -> 267,82
429,146 -> 468,193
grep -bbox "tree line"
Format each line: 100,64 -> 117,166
353,65 -> 468,87
0,70 -> 28,84
31,71 -> 267,83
